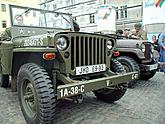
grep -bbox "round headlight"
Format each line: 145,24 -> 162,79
107,40 -> 113,50
141,44 -> 145,52
151,45 -> 154,53
56,37 -> 68,50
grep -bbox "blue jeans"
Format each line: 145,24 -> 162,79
160,50 -> 165,72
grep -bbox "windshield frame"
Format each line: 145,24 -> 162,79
9,4 -> 74,30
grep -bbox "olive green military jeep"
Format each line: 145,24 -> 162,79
112,35 -> 159,87
0,5 -> 138,124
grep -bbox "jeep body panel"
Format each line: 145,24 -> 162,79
117,39 -> 145,48
115,38 -> 159,81
117,48 -> 146,60
116,39 -> 159,63
0,41 -> 13,74
0,4 -> 139,95
116,39 -> 146,59
0,5 -> 141,124
1,32 -> 139,94
13,47 -> 57,52
0,34 -> 57,75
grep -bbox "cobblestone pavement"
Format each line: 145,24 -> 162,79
0,72 -> 165,124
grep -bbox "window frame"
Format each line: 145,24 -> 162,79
89,14 -> 95,24
120,6 -> 124,18
2,20 -> 7,28
124,5 -> 127,18
116,7 -> 119,20
1,4 -> 6,12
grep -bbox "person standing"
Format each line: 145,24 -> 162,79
122,28 -> 130,38
134,23 -> 147,40
152,34 -> 161,52
0,28 -> 11,41
116,29 -> 123,36
129,29 -> 140,39
151,35 -> 157,44
158,32 -> 165,73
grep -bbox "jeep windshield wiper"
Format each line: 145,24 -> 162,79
15,8 -> 31,20
60,14 -> 70,24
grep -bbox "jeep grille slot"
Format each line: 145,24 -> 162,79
71,36 -> 106,70
144,43 -> 152,60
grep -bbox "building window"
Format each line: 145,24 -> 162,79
53,4 -> 57,10
89,14 -> 95,23
46,4 -> 50,10
141,2 -> 143,16
66,0 -> 75,6
116,7 -> 119,20
2,21 -> 7,28
70,0 -> 75,5
66,0 -> 69,6
1,4 -> 6,12
33,11 -> 36,17
119,5 -> 127,19
120,6 -> 124,18
124,5 -> 127,18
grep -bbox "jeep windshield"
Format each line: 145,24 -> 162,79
10,5 -> 73,30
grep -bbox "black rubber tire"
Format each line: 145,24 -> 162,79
0,75 -> 9,88
17,63 -> 56,124
94,59 -> 127,103
117,56 -> 140,87
140,70 -> 156,80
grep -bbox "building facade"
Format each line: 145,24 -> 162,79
0,0 -> 40,33
40,0 -> 143,33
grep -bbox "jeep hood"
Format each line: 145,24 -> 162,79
116,39 -> 148,48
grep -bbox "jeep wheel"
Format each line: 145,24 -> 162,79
140,70 -> 156,80
94,59 -> 127,103
117,56 -> 140,87
17,63 -> 56,124
0,75 -> 9,88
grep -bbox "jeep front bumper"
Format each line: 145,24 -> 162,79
57,72 -> 138,99
140,63 -> 158,71
158,62 -> 165,69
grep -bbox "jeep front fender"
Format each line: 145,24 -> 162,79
118,48 -> 145,59
0,41 -> 13,75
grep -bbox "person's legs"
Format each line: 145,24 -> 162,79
160,51 -> 165,73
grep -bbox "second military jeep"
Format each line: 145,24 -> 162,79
0,5 -> 138,124
113,36 -> 159,87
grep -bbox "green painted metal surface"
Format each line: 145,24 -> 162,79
0,41 -> 13,74
57,71 -> 138,99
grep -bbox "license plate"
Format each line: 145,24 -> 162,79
149,64 -> 158,70
59,85 -> 85,98
76,64 -> 106,75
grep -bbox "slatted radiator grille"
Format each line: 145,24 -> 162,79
71,36 -> 106,70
